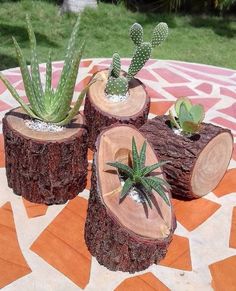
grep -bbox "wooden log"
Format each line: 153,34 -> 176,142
140,115 -> 233,199
84,70 -> 150,150
84,124 -> 176,273
3,107 -> 88,205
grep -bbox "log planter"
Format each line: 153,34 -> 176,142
84,124 -> 176,273
84,70 -> 150,150
140,115 -> 233,200
3,107 -> 88,205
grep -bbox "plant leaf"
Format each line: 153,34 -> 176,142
106,161 -> 133,178
12,37 -> 41,116
0,73 -> 39,119
26,15 -> 43,110
147,176 -> 171,190
141,161 -> 169,176
145,177 -> 170,206
139,140 -> 147,168
141,188 -> 153,209
132,137 -> 140,174
169,109 -> 180,129
120,178 -> 133,200
178,102 -> 193,128
182,121 -> 200,134
189,104 -> 205,123
139,176 -> 152,193
175,97 -> 192,116
55,79 -> 94,126
56,16 -> 80,100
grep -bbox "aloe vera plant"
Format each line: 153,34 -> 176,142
105,22 -> 168,96
169,97 -> 205,134
0,15 -> 92,126
107,137 -> 170,208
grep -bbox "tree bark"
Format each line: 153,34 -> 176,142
140,115 -> 233,199
84,70 -> 150,150
84,124 -> 176,273
3,108 -> 88,205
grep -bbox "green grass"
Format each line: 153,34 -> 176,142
0,1 -> 236,70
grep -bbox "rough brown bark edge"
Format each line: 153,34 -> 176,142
3,110 -> 89,205
84,74 -> 150,150
140,115 -> 233,200
84,126 -> 176,273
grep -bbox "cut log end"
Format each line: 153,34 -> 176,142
140,116 -> 233,200
84,70 -> 150,150
191,131 -> 233,196
85,124 -> 176,273
3,107 -> 88,204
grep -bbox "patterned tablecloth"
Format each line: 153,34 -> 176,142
0,59 -> 236,291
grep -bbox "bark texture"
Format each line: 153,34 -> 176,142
85,156 -> 176,273
140,115 -> 232,199
84,77 -> 150,150
3,111 -> 88,205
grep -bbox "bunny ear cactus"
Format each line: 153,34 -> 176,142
0,15 -> 93,126
169,97 -> 205,134
105,22 -> 168,97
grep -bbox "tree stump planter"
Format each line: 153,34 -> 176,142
84,70 -> 150,150
140,115 -> 233,200
3,107 -> 88,205
84,124 -> 176,273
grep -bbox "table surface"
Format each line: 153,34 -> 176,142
0,58 -> 236,291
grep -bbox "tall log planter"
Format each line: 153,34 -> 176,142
3,108 -> 88,205
84,70 -> 150,150
140,115 -> 233,200
85,124 -> 176,273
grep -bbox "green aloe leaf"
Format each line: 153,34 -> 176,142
145,177 -> 170,206
120,178 -> 133,200
56,16 -> 80,100
106,161 -> 133,178
12,37 -> 41,116
178,102 -> 193,128
175,97 -> 192,116
147,176 -> 171,190
139,140 -> 147,168
189,104 -> 205,123
141,188 -> 153,209
0,73 -> 39,119
55,79 -> 94,126
139,176 -> 152,193
132,137 -> 140,173
182,121 -> 200,134
141,161 -> 169,176
26,15 -> 43,111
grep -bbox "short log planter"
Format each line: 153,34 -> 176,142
140,115 -> 233,200
3,107 -> 88,205
85,124 -> 176,273
84,70 -> 150,150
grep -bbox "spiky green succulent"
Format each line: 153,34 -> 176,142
107,137 -> 170,208
0,15 -> 92,126
105,22 -> 168,96
169,97 -> 205,134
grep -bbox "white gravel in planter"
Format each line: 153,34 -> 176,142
25,119 -> 64,132
106,93 -> 129,103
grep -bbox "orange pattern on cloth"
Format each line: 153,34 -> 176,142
30,197 -> 91,289
0,202 -> 31,288
0,135 -> 5,168
230,207 -> 236,249
159,234 -> 192,271
172,198 -> 221,231
213,169 -> 236,197
115,272 -> 170,291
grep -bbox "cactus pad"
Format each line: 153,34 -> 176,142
105,76 -> 128,96
151,22 -> 169,48
130,23 -> 143,47
109,53 -> 121,78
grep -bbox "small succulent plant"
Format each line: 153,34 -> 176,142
107,137 -> 170,208
0,15 -> 92,126
169,97 -> 205,134
105,22 -> 168,96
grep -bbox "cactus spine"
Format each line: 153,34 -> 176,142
105,22 -> 169,97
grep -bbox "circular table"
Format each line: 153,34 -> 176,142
0,59 -> 236,291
